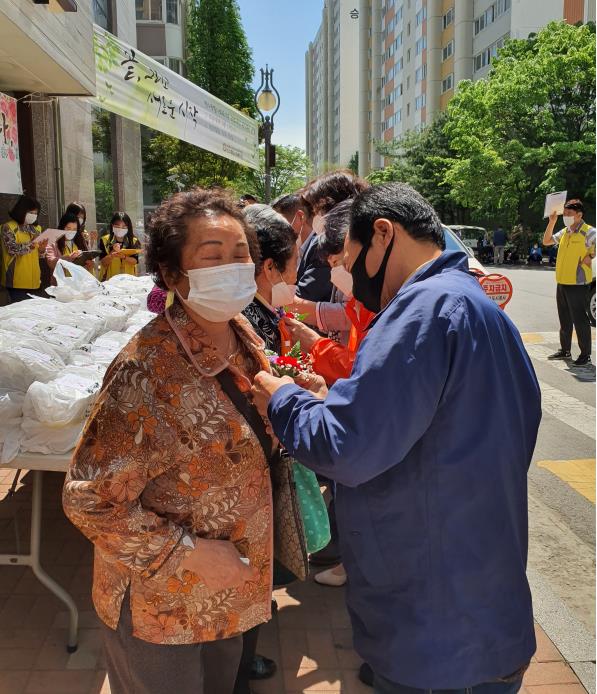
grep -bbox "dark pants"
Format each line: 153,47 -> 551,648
101,591 -> 243,694
6,287 -> 39,302
557,284 -> 592,356
373,674 -> 523,694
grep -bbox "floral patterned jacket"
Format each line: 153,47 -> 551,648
63,301 -> 273,644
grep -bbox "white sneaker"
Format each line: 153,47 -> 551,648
314,563 -> 347,587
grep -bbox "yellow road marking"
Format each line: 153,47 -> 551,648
536,459 -> 596,503
521,333 -> 545,344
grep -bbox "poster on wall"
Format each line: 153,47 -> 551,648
0,92 -> 23,195
92,25 -> 259,169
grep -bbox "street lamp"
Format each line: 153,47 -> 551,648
254,65 -> 280,204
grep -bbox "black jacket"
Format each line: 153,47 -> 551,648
297,233 -> 333,302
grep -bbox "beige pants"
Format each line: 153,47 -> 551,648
101,591 -> 243,694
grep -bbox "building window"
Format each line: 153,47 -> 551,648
443,7 -> 454,29
415,64 -> 427,82
416,7 -> 427,25
407,21 -> 411,36
442,40 -> 454,62
474,1 -> 509,35
474,34 -> 509,71
407,49 -> 411,62
166,0 -> 178,23
407,102 -> 411,116
169,58 -> 182,74
136,0 -> 163,21
441,74 -> 454,93
93,0 -> 112,30
415,93 -> 426,110
415,36 -> 427,55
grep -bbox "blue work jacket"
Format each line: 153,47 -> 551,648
268,251 -> 541,688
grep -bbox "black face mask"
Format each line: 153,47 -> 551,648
350,238 -> 394,313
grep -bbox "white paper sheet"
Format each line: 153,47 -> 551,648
543,191 -> 567,218
34,228 -> 66,244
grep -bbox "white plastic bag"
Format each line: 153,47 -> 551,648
23,367 -> 102,426
20,418 -> 84,455
0,331 -> 65,391
0,391 -> 24,465
45,259 -> 104,302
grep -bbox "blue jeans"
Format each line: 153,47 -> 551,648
373,675 -> 523,694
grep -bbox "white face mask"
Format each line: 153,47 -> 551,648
65,231 -> 77,241
113,228 -> 127,239
563,215 -> 575,228
25,212 -> 37,225
78,216 -> 85,226
271,274 -> 297,307
330,265 -> 353,297
182,262 -> 256,323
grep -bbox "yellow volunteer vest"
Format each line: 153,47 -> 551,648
1,220 -> 42,289
100,234 -> 139,281
62,241 -> 79,258
555,222 -> 594,285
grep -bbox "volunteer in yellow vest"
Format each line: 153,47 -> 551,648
1,194 -> 48,303
46,212 -> 94,274
543,198 -> 596,366
99,212 -> 141,281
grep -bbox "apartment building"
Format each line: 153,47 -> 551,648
309,0 -> 595,175
305,0 -> 367,174
136,0 -> 186,76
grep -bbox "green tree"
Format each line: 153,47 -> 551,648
142,0 -> 256,199
369,112 -> 470,224
443,21 -> 596,228
236,145 -> 311,201
348,151 -> 359,175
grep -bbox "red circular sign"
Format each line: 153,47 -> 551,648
479,274 -> 513,309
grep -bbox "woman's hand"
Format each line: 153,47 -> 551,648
180,538 -> 258,591
70,250 -> 82,260
251,372 -> 294,418
85,260 -> 95,271
34,238 -> 48,253
281,317 -> 322,353
289,296 -> 317,325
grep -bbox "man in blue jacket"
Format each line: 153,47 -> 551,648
252,183 -> 541,693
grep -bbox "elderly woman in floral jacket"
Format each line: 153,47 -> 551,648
63,188 -> 274,694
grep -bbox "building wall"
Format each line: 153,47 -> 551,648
338,1 -> 361,166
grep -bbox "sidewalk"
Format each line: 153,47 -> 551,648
0,470 -> 588,694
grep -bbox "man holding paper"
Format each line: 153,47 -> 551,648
543,198 -> 595,366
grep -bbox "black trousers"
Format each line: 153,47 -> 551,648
557,284 -> 592,356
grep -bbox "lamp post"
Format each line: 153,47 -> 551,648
254,65 -> 280,204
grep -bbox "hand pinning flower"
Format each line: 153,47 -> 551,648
265,342 -> 313,378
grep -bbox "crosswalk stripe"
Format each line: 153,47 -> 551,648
538,380 -> 596,440
536,459 -> 596,503
525,343 -> 595,381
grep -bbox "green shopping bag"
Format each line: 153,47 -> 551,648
292,461 -> 331,554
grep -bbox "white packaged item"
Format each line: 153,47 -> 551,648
0,318 -> 95,359
45,259 -> 104,302
0,331 -> 65,391
0,391 -> 24,465
20,418 -> 84,455
23,367 -> 102,426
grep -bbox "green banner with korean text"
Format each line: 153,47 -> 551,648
92,25 -> 259,169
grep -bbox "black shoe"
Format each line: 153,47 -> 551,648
358,662 -> 374,687
573,354 -> 591,366
309,544 -> 341,567
547,350 -> 571,360
250,655 -> 277,681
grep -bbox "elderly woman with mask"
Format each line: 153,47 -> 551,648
63,188 -> 274,694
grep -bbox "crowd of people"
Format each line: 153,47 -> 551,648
2,171 -> 593,693
0,197 -> 140,304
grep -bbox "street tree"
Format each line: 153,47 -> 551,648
143,0 -> 256,200
443,21 -> 596,228
369,112 -> 470,224
237,145 -> 311,201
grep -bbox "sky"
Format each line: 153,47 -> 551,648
236,0 -> 324,151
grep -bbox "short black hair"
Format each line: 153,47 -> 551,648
273,193 -> 312,223
318,199 -> 353,260
351,183 -> 445,249
564,198 -> 584,213
9,195 -> 41,225
244,204 -> 296,275
146,187 -> 260,290
302,170 -> 369,217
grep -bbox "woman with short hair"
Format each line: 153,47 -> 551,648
63,187 -> 274,694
